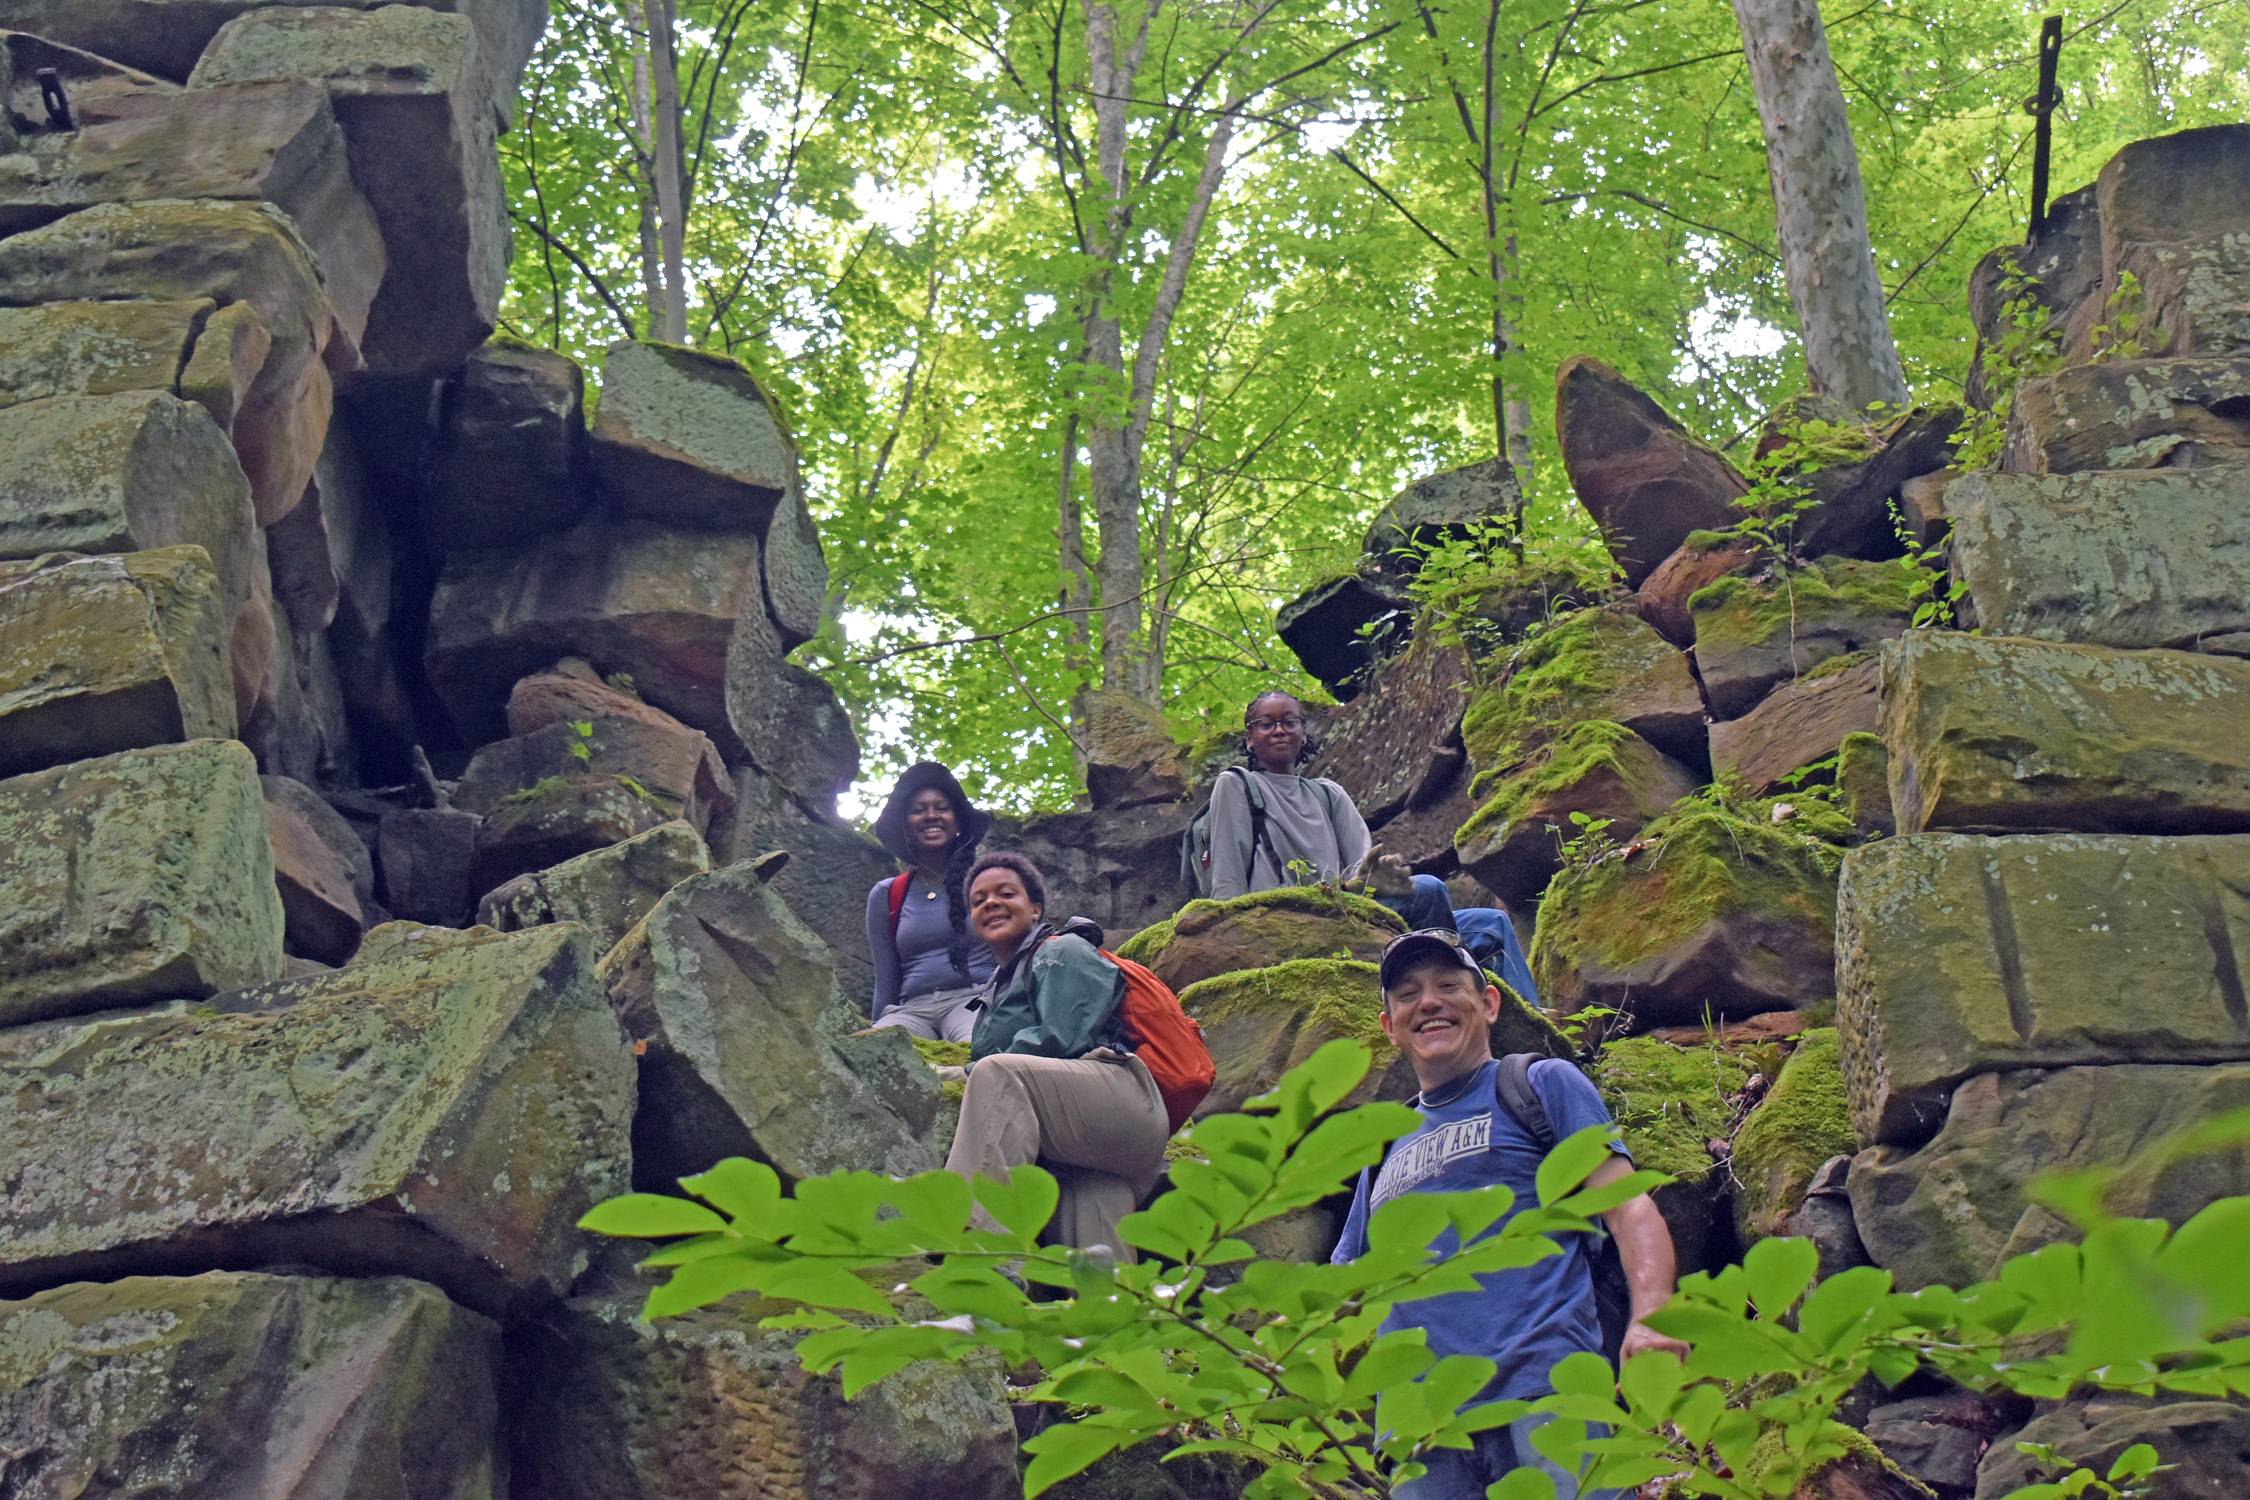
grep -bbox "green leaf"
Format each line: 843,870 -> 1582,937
678,1158 -> 783,1227
971,1167 -> 1059,1244
1535,1124 -> 1618,1208
1022,1422 -> 1133,1497
1742,1235 -> 1820,1323
1490,1466 -> 1559,1498
579,1193 -> 730,1238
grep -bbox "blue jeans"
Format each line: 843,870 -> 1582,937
1394,1415 -> 1621,1500
1453,906 -> 1540,1008
1376,873 -> 1455,933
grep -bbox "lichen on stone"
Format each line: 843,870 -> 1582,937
1687,556 -> 1918,652
1730,1028 -> 1856,1242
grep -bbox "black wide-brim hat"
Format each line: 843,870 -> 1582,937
873,761 -> 991,861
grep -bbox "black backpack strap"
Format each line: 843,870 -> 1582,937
1233,767 -> 1286,888
1493,1052 -> 1555,1150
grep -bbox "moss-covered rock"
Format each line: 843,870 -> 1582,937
1689,557 -> 1917,719
1462,607 -> 1705,777
1179,959 -> 1404,1117
1731,1029 -> 1856,1243
1532,800 -> 1843,1032
1836,731 -> 1894,838
1746,1422 -> 1934,1500
1454,719 -> 1698,908
1117,886 -> 1404,993
1595,1035 -> 1751,1274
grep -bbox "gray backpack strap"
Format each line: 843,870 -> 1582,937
1493,1052 -> 1555,1148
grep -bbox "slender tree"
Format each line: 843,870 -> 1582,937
1731,0 -> 1907,412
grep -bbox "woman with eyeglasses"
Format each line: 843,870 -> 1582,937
1205,689 -> 1455,931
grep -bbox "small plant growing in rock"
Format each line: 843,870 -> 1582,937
1547,809 -> 1617,876
566,720 -> 595,763
578,1041 -> 2250,1500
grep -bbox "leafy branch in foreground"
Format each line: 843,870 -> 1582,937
581,1043 -> 2250,1499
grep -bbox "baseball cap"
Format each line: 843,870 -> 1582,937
1378,928 -> 1483,993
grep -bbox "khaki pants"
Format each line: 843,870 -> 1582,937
869,984 -> 981,1043
945,1050 -> 1170,1259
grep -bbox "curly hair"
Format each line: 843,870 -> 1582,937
966,850 -> 1048,916
1242,689 -> 1319,767
939,829 -> 984,981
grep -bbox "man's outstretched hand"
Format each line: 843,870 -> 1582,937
1618,1319 -> 1690,1365
1349,843 -> 1417,898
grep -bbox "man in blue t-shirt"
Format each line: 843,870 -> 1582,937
1331,930 -> 1687,1500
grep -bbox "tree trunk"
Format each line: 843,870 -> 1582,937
641,0 -> 687,343
1732,0 -> 1908,413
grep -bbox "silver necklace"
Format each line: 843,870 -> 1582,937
1420,1067 -> 1483,1110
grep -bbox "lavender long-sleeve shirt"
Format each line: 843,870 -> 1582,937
865,874 -> 994,1018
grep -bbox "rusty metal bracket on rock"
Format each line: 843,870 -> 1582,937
2023,16 -> 2064,243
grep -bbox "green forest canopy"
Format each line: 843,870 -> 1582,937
498,0 -> 2248,813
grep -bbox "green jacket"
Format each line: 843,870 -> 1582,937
968,926 -> 1129,1063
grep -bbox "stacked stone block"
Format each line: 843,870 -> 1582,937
1833,122 -> 2250,1498
0,6 -> 999,1495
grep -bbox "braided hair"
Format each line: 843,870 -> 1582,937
1243,689 -> 1319,768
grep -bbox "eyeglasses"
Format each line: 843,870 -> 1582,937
1247,716 -> 1305,733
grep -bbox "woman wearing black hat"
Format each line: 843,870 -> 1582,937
865,762 -> 995,1042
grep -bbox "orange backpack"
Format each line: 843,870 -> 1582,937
1101,949 -> 1215,1133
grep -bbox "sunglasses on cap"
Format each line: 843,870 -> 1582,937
1378,928 -> 1484,992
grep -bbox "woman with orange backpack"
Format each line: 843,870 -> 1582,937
864,762 -> 995,1042
947,851 -> 1212,1258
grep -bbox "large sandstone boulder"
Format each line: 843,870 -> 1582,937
0,29 -> 174,128
507,656 -> 690,738
1635,534 -> 1762,647
1274,571 -> 1411,701
515,1283 -> 1020,1500
0,81 -> 381,351
1115,888 -> 1405,994
1948,468 -> 2250,649
1360,456 -> 1521,586
1710,654 -> 1880,797
0,298 -> 206,409
1461,606 -> 1706,773
0,200 -> 343,529
477,818 -> 709,952
454,715 -> 734,838
1179,959 -> 1413,1119
0,546 -> 235,777
1309,632 -> 1471,828
1080,689 -> 1191,811
1974,1392 -> 2250,1500
424,340 -> 591,549
1555,356 -> 1747,587
425,515 -> 759,749
720,765 -> 897,1001
1531,803 -> 1842,1032
0,1272 -> 502,1497
378,804 -> 482,925
984,797 -> 1194,942
2087,123 -> 2250,361
0,0 -> 547,95
589,340 -> 796,532
468,777 -> 676,900
1596,1036 -> 1752,1276
1882,631 -> 2250,835
262,773 -> 376,913
599,862 -> 940,1188
0,739 -> 282,1024
1835,833 -> 2250,1145
1967,184 -> 2100,403
266,795 -> 363,964
762,480 -> 830,650
725,595 -> 861,814
0,923 -> 633,1317
1780,403 -> 1962,562
1454,720 -> 1697,909
0,392 -> 256,623
191,5 -> 511,376
1851,1062 -> 2250,1292
2006,356 -> 2250,473
1689,557 -> 1916,720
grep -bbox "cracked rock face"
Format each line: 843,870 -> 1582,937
0,1271 -> 503,1500
0,923 -> 633,1319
